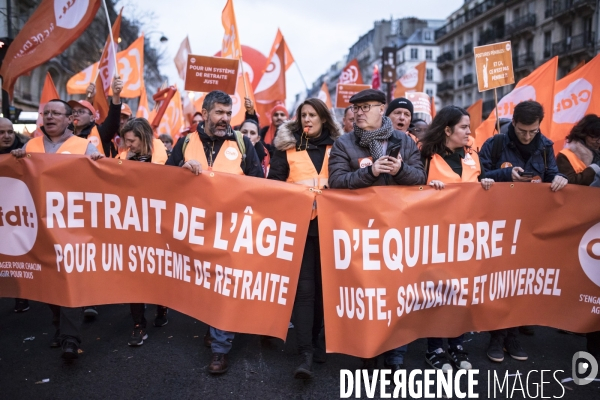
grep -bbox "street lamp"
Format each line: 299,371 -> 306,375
145,31 -> 169,43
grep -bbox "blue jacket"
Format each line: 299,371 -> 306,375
479,129 -> 562,183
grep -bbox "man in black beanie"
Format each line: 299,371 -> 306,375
386,97 -> 413,132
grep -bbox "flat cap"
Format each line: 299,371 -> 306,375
349,89 -> 386,104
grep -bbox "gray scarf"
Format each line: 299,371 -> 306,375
353,116 -> 393,160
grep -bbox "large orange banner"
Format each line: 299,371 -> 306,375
0,155 -> 313,340
318,184 -> 600,358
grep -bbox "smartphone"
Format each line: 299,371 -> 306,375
519,172 -> 534,178
388,147 -> 400,159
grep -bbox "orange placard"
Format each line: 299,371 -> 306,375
404,92 -> 431,116
336,84 -> 371,108
318,184 -> 600,358
474,41 -> 515,92
184,55 -> 239,94
0,154 -> 313,340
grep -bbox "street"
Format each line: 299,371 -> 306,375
0,298 -> 599,399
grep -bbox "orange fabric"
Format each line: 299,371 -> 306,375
155,87 -> 185,141
184,133 -> 243,175
0,155 -> 314,341
427,149 -> 480,184
93,74 -> 110,124
264,29 -> 294,73
137,84 -> 150,119
116,138 -> 168,165
339,59 -> 364,84
550,54 -> 600,153
174,36 -> 192,81
97,9 -> 123,94
26,135 -> 89,155
221,0 -> 243,59
67,34 -> 144,98
86,126 -> 104,155
36,73 -> 60,130
262,104 -> 289,145
255,37 -> 287,129
467,99 -> 483,136
318,83 -> 333,108
286,146 -> 331,219
231,72 -> 257,127
0,0 -> 101,97
393,61 -> 426,98
476,57 -> 558,151
559,149 -> 587,174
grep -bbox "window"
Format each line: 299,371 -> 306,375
466,92 -> 473,105
426,69 -> 433,81
544,31 -> 552,57
424,30 -> 432,41
426,89 -> 433,97
456,95 -> 463,107
513,8 -> 520,21
425,50 -> 433,60
526,38 -> 533,55
410,48 -> 418,59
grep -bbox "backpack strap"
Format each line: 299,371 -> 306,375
491,133 -> 507,168
181,133 -> 192,159
234,130 -> 247,170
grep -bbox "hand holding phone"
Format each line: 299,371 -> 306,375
388,147 -> 400,159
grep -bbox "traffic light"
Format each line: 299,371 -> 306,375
382,47 -> 397,83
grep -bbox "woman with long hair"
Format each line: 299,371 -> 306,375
418,106 -> 493,372
116,118 -> 169,346
239,118 -> 269,176
557,114 -> 600,186
268,98 -> 342,379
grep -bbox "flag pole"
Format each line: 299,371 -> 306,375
493,88 -> 500,135
239,57 -> 249,97
102,0 -> 119,75
295,61 -> 309,91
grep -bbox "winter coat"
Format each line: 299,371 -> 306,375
328,129 -> 426,189
556,140 -> 600,186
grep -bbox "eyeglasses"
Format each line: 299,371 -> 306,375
352,103 -> 383,113
72,109 -> 92,116
514,127 -> 540,136
42,111 -> 71,117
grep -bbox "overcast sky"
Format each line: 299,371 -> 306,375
118,0 -> 463,108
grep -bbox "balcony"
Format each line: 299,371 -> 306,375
437,51 -> 455,69
552,0 -> 574,18
512,53 -> 535,70
505,14 -> 536,37
551,32 -> 595,57
434,0 -> 504,42
464,42 -> 473,56
478,26 -> 505,46
463,73 -> 474,86
437,80 -> 455,96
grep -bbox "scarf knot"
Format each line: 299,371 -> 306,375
354,116 -> 393,160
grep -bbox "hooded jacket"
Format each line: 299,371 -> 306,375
328,127 -> 426,189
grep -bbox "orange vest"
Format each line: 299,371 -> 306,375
85,126 -> 104,155
26,135 -> 89,155
427,148 -> 481,184
184,133 -> 243,175
559,148 -> 587,174
116,138 -> 168,165
286,146 -> 331,219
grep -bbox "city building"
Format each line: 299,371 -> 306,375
435,0 -> 599,116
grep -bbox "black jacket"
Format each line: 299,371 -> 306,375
166,122 -> 264,178
70,100 -> 121,157
0,134 -> 27,154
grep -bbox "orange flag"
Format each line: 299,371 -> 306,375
567,60 -> 586,76
97,9 -> 123,94
156,87 -> 185,141
265,29 -> 295,72
339,59 -> 364,84
550,54 -> 600,152
393,61 -> 426,98
232,73 -> 256,127
0,0 -> 101,97
182,92 -> 196,125
475,57 -> 557,150
317,83 -> 333,109
35,72 -> 60,129
175,36 -> 192,80
430,95 -> 436,119
255,37 -> 287,126
221,0 -> 243,59
467,99 -> 483,133
67,34 -> 144,98
93,74 -> 110,124
136,84 -> 150,119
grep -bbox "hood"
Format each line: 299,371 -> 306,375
274,117 -> 343,151
565,140 -> 594,166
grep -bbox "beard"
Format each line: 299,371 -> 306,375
207,119 -> 229,137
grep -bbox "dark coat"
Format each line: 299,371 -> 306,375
556,140 -> 600,186
479,127 -> 563,183
0,134 -> 27,154
328,129 -> 426,189
70,100 -> 121,157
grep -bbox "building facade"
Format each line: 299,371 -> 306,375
435,0 -> 599,116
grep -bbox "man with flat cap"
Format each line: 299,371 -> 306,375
328,89 -> 426,372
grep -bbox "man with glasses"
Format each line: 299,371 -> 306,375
67,76 -> 123,157
328,89 -> 426,373
479,100 -> 567,364
11,99 -> 103,362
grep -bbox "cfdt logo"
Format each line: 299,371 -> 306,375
0,178 -> 37,256
55,0 -> 89,30
579,222 -> 600,287
553,78 -> 592,124
572,351 -> 598,385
